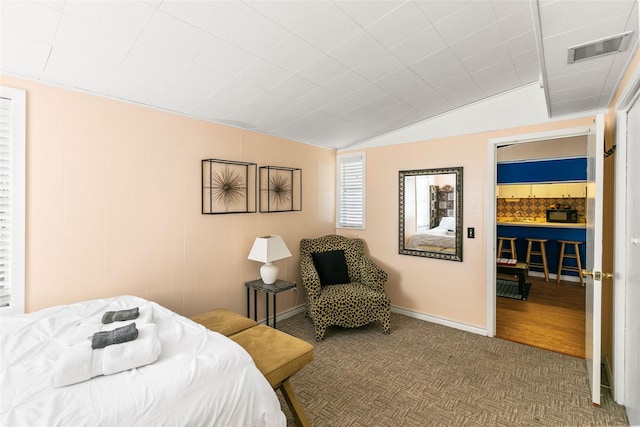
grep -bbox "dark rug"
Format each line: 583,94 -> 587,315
497,279 -> 531,300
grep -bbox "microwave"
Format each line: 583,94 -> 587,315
546,209 -> 578,223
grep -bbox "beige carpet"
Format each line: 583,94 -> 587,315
275,312 -> 628,427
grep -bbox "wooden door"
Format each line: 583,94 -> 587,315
585,114 -> 605,406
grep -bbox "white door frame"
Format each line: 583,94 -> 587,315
613,58 -> 640,405
486,124 -> 599,337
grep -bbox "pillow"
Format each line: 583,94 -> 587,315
439,216 -> 456,231
311,250 -> 350,286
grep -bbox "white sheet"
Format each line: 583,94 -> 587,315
406,226 -> 456,249
0,295 -> 286,427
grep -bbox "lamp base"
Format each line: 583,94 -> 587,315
260,262 -> 279,284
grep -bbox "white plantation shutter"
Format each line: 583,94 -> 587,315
336,153 -> 365,229
0,87 -> 25,315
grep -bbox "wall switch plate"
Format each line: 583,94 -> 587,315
467,227 -> 475,238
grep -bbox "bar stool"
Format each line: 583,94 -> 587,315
497,237 -> 517,260
557,240 -> 584,286
525,238 -> 549,282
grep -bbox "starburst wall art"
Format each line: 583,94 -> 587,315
259,166 -> 302,213
202,159 -> 257,214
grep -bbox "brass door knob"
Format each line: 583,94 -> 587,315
581,270 -> 614,280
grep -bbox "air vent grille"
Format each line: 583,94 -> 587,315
568,31 -> 633,64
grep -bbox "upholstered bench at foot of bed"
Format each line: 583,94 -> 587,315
190,309 -> 314,427
231,325 -> 314,426
190,308 -> 257,336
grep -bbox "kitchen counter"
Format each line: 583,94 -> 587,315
497,220 -> 586,228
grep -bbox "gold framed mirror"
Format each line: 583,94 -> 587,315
399,167 -> 463,261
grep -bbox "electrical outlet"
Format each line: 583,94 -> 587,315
467,227 -> 475,238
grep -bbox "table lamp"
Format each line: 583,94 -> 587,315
247,235 -> 292,284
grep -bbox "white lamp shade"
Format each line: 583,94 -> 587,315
248,235 -> 291,284
248,235 -> 291,263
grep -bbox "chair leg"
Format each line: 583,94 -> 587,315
557,241 -> 566,284
314,323 -> 326,342
574,243 -> 584,287
540,242 -> 549,282
509,239 -> 517,260
380,311 -> 391,334
525,240 -> 533,265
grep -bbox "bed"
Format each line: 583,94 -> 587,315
0,295 -> 286,427
406,216 -> 456,249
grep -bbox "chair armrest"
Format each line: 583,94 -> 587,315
360,256 -> 388,291
300,256 -> 322,298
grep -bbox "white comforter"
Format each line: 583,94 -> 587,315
406,226 -> 456,249
0,295 -> 286,427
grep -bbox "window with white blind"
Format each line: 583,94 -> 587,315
0,86 -> 26,316
336,153 -> 365,229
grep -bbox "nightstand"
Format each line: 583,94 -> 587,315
245,278 -> 296,329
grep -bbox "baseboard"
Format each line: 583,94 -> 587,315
273,304 -> 488,337
528,270 -> 582,284
391,306 -> 487,336
266,304 -> 305,325
604,354 -> 614,392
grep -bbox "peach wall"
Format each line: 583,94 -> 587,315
7,50 -> 635,331
1,75 -> 336,317
342,116 -> 594,329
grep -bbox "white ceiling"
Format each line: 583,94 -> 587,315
537,0 -> 638,117
1,1 -> 637,149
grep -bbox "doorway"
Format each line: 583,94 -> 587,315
485,125 -> 595,337
488,119 -> 607,407
494,139 -> 587,357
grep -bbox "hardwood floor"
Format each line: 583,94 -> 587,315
496,275 -> 585,358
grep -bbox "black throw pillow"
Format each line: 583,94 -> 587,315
311,250 -> 350,286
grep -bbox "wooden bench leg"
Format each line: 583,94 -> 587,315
190,315 -> 314,427
278,379 -> 311,427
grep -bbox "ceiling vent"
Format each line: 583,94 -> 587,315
567,31 -> 633,64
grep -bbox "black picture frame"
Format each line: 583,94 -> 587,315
259,166 -> 302,213
202,159 -> 257,214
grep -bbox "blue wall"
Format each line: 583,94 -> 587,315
497,158 -> 587,183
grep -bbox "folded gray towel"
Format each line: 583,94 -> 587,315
91,323 -> 139,349
102,307 -> 139,324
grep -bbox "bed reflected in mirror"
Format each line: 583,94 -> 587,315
399,167 -> 463,261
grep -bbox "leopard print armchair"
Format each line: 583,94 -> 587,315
300,235 -> 391,341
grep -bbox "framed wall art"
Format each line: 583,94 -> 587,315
259,166 -> 302,213
202,159 -> 257,214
